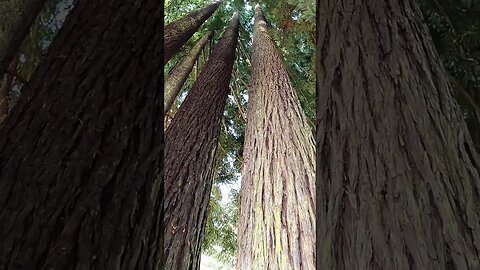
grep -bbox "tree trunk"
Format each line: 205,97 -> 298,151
164,1 -> 221,64
236,5 -> 316,270
0,0 -> 164,269
0,0 -> 47,78
164,30 -> 213,114
163,13 -> 239,270
316,1 -> 480,269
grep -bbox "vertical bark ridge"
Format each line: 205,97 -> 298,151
164,1 -> 221,64
0,0 -> 164,269
164,30 -> 214,114
163,13 -> 239,270
236,5 -> 316,270
316,1 -> 480,269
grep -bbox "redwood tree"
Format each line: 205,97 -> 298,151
164,1 -> 221,64
163,13 -> 239,270
236,5 -> 315,270
164,30 -> 213,113
0,0 -> 47,77
0,0 -> 164,269
317,0 -> 480,269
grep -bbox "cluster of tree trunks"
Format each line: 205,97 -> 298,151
0,0 -> 480,269
163,13 -> 239,270
316,0 -> 480,269
236,5 -> 316,269
0,0 -> 164,269
164,1 -> 221,64
164,30 -> 214,113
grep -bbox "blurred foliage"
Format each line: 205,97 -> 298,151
7,0 -> 73,109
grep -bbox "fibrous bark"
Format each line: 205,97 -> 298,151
236,5 -> 316,270
316,0 -> 480,269
163,13 -> 239,270
164,30 -> 213,114
0,0 -> 47,77
164,1 -> 221,64
0,0 -> 164,269
0,57 -> 17,123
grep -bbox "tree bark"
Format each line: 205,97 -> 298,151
0,0 -> 47,78
316,1 -> 480,269
164,30 -> 213,114
164,1 -> 221,64
0,57 -> 17,124
0,0 -> 164,269
163,13 -> 239,270
236,5 -> 316,270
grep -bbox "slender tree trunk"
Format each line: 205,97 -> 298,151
0,0 -> 164,269
316,1 -> 480,269
164,30 -> 213,114
0,0 -> 47,77
236,5 -> 316,270
163,13 -> 239,270
164,1 -> 221,64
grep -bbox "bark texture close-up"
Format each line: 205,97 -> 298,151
164,1 -> 221,64
164,30 -> 213,114
0,0 -> 47,77
0,0 -> 164,269
0,57 -> 17,123
163,12 -> 239,270
316,0 -> 480,269
236,4 -> 316,270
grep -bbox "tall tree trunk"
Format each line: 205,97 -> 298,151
236,5 -> 316,270
164,30 -> 213,114
164,1 -> 221,64
163,13 -> 239,270
316,1 -> 480,269
0,0 -> 164,269
0,0 -> 47,77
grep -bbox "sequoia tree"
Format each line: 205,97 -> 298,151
163,13 -> 239,270
0,0 -> 164,269
236,5 -> 315,270
0,0 -> 47,77
164,30 -> 213,113
164,1 -> 221,64
316,0 -> 480,269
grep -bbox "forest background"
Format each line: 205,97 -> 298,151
0,0 -> 478,268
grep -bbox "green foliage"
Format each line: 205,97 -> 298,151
202,186 -> 239,265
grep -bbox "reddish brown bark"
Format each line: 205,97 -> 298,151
164,30 -> 213,114
164,1 -> 221,64
236,5 -> 316,270
0,0 -> 164,269
316,0 -> 480,269
163,13 -> 239,270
